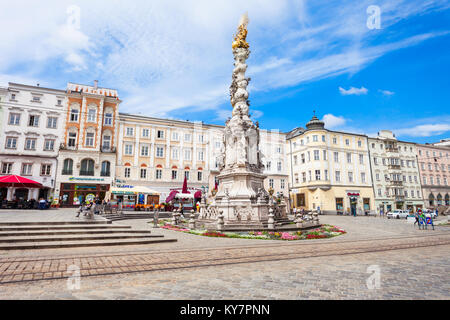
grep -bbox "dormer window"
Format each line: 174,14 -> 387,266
10,93 -> 16,100
32,96 -> 41,102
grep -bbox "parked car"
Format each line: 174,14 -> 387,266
387,210 -> 409,219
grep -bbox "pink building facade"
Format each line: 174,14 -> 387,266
416,144 -> 450,207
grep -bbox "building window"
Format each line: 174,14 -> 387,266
140,145 -> 149,156
323,150 -> 327,161
324,170 -> 328,180
347,153 -> 352,163
47,117 -> 57,129
142,128 -> 149,137
28,115 -> 39,127
44,139 -> 55,151
295,174 -> 299,184
269,179 -> 274,188
184,149 -> 191,160
80,159 -> 94,176
25,138 -> 36,150
70,109 -> 79,122
198,134 -> 204,143
361,172 -> 366,183
333,137 -> 337,144
345,139 -> 350,145
68,132 -> 77,147
124,167 -> 131,178
40,164 -> 51,176
172,148 -> 179,160
172,132 -> 179,141
101,161 -> 111,177
266,161 -> 271,171
21,164 -> 33,176
87,109 -> 96,122
334,152 -> 339,162
140,168 -> 147,179
156,147 -> 164,158
281,179 -> 285,189
8,113 -> 20,125
126,127 -> 134,136
313,135 -> 318,142
293,155 -> 298,165
157,130 -> 164,139
315,170 -> 321,180
32,95 -> 41,102
104,113 -> 113,126
184,133 -> 192,142
197,171 -> 202,181
378,188 -> 382,196
85,132 -> 95,147
314,150 -> 319,160
102,135 -> 111,150
359,154 -> 364,165
5,137 -> 18,149
1,163 -> 13,175
62,159 -> 73,175
184,171 -> 190,180
301,154 -> 305,164
302,172 -> 306,183
336,198 -> 344,212
172,170 -> 178,180
348,172 -> 353,183
124,144 -> 133,155
277,161 -> 282,172
198,151 -> 204,161
358,140 -> 362,147
322,135 -> 326,142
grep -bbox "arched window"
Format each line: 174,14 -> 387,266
101,161 -> 110,176
437,194 -> 443,205
445,194 -> 449,206
62,159 -> 73,175
80,159 -> 95,176
428,193 -> 435,206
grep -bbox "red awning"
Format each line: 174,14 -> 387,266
194,190 -> 202,198
0,175 -> 43,188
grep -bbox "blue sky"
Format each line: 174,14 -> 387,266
1,0 -> 449,143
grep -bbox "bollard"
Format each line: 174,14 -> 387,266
153,209 -> 159,228
217,210 -> 225,231
268,207 -> 275,230
172,209 -> 177,225
189,209 -> 196,230
295,213 -> 303,228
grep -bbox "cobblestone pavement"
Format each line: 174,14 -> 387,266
0,209 -> 449,299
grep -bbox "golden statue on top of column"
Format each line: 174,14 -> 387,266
232,13 -> 249,49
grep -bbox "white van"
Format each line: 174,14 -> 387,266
387,210 -> 409,219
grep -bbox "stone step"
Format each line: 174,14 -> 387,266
0,225 -> 131,231
0,229 -> 151,237
0,220 -> 111,226
0,233 -> 163,243
0,238 -> 177,250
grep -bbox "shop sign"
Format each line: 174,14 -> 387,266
347,193 -> 360,196
69,177 -> 105,182
116,185 -> 134,188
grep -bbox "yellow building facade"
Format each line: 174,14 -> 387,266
287,115 -> 375,215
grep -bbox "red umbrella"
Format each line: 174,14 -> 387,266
182,176 -> 188,194
194,190 -> 202,198
0,175 -> 43,188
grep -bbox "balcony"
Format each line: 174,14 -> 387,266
79,170 -> 95,176
60,143 -> 77,151
388,164 -> 401,170
61,169 -> 73,175
386,146 -> 399,152
101,146 -> 116,153
390,180 -> 403,186
100,171 -> 110,177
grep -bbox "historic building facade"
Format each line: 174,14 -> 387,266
54,82 -> 120,207
115,113 -> 289,203
368,130 -> 424,213
287,115 -> 375,215
0,83 -> 66,201
416,143 -> 450,208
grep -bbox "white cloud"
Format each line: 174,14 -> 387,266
395,124 -> 450,137
380,89 -> 395,96
0,0 -> 448,117
323,114 -> 347,128
339,86 -> 368,96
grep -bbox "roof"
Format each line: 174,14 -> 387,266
67,83 -> 119,98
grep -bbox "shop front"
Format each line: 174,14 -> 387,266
59,182 -> 110,207
107,186 -> 160,211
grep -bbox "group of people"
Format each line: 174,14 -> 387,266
1,197 -> 49,209
75,197 -> 106,218
413,208 -> 435,230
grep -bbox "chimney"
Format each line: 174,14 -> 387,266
94,80 -> 98,90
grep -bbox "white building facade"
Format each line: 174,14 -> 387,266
0,83 -> 66,201
368,130 -> 424,213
